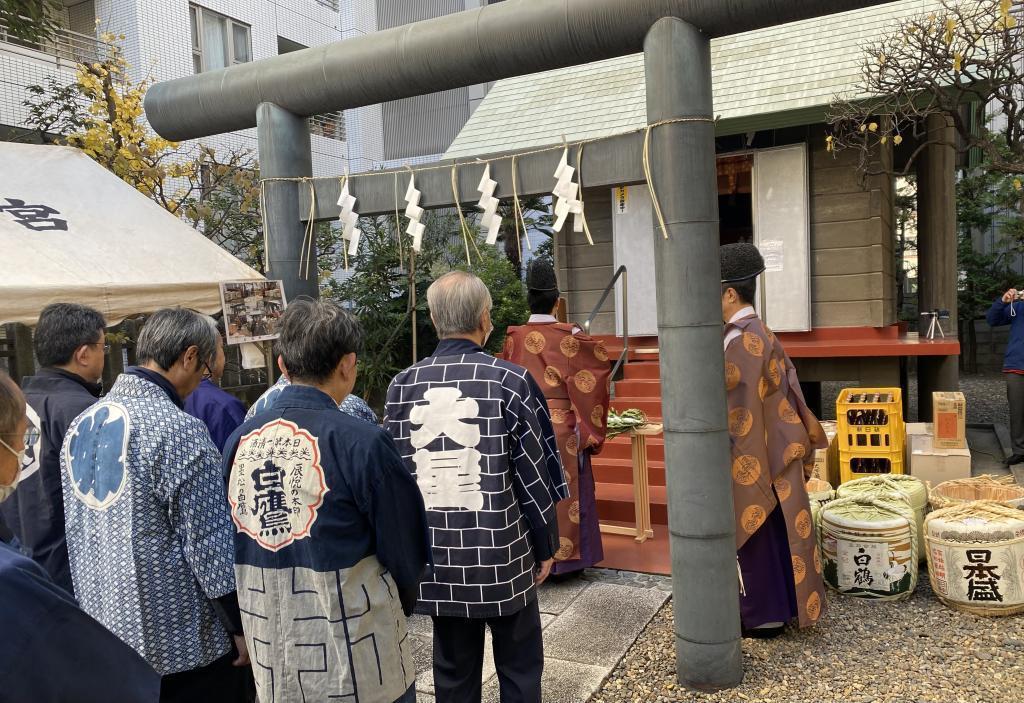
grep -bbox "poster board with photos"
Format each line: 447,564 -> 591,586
219,280 -> 287,345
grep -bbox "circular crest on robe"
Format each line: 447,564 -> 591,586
228,419 -> 328,552
64,402 -> 130,511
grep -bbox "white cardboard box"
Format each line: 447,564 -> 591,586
908,426 -> 971,489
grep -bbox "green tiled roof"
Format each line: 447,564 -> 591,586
445,0 -> 944,159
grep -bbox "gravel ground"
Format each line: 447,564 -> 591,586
821,373 -> 1008,425
590,577 -> 1024,703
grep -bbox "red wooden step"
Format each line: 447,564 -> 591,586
613,379 -> 662,398
622,362 -> 661,380
592,458 -> 666,487
596,482 -> 668,524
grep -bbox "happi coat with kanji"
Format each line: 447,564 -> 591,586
501,318 -> 611,573
223,384 -> 429,703
725,309 -> 828,630
384,338 -> 568,619
60,372 -> 238,675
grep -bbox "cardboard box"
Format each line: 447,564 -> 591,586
811,421 -> 839,486
909,430 -> 971,489
932,391 -> 966,449
905,422 -> 930,468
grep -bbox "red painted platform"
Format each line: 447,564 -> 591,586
587,326 -> 960,574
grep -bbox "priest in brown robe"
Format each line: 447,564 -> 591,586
720,243 -> 828,638
501,260 -> 611,577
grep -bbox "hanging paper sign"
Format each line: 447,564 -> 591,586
404,175 -> 425,252
220,280 -> 287,345
475,164 -> 503,245
551,148 -> 582,233
761,239 -> 784,273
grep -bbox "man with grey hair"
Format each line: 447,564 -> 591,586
62,307 -> 251,702
384,271 -> 567,703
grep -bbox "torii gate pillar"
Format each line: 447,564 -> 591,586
257,102 -> 316,301
645,17 -> 744,689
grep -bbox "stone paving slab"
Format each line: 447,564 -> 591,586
542,582 -> 669,667
480,659 -> 610,703
410,576 -> 667,701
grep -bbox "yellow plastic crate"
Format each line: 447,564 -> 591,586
836,388 -> 904,456
839,451 -> 905,484
836,387 -> 905,485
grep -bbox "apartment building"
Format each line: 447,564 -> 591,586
1,0 -> 348,176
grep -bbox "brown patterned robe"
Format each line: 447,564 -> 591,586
725,312 -> 828,629
501,322 -> 611,573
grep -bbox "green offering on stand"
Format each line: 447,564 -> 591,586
607,408 -> 649,439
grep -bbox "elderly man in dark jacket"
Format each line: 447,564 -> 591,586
0,303 -> 106,593
384,271 -> 567,703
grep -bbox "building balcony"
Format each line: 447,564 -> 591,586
0,18 -> 112,68
309,111 -> 346,143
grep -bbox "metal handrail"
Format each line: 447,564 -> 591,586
0,19 -> 112,66
583,264 -> 629,382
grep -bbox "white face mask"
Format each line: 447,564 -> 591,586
0,437 -> 22,503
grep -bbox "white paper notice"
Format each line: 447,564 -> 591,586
761,239 -> 784,273
241,342 -> 266,370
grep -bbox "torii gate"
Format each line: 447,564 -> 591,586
146,0 -> 888,689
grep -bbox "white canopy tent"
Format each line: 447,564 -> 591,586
0,142 -> 263,327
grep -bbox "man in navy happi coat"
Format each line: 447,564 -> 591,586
0,303 -> 107,593
223,300 -> 429,703
384,271 -> 567,703
0,369 -> 160,703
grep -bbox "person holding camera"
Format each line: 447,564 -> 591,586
986,287 -> 1024,465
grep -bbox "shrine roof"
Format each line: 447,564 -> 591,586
444,0 -> 944,159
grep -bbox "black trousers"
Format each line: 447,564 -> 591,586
431,599 -> 543,703
1008,372 -> 1024,455
159,651 -> 252,703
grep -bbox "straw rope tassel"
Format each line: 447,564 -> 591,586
642,125 -> 670,240
575,143 -> 594,246
258,180 -> 270,273
450,166 -> 473,265
394,171 -> 404,271
511,154 -> 526,266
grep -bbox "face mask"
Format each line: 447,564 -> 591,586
0,437 -> 23,503
483,324 -> 494,348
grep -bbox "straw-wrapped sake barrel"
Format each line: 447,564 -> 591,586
925,500 -> 1024,616
836,475 -> 928,562
807,478 -> 833,531
929,475 -> 1024,510
819,495 -> 918,600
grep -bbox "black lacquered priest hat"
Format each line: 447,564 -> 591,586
720,242 -> 765,284
526,259 -> 559,292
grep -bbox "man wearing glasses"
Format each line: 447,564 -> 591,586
0,302 -> 107,595
61,308 -> 251,702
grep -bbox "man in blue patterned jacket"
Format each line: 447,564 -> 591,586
61,308 -> 250,702
384,271 -> 567,703
248,371 -> 378,424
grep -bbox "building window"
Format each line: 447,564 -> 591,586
190,4 -> 251,73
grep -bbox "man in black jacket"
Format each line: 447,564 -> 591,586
0,302 -> 106,594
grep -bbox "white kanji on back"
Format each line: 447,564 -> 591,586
409,387 -> 484,510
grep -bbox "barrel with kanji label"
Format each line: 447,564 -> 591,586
818,495 -> 918,601
925,501 -> 1024,617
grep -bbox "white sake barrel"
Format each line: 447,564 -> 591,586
819,495 -> 918,601
836,475 -> 928,562
925,501 -> 1024,616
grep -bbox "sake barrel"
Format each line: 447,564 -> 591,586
819,495 -> 918,600
929,475 -> 1024,510
836,475 -> 928,562
925,501 -> 1024,616
806,478 -> 834,505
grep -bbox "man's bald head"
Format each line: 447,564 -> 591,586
427,271 -> 493,340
